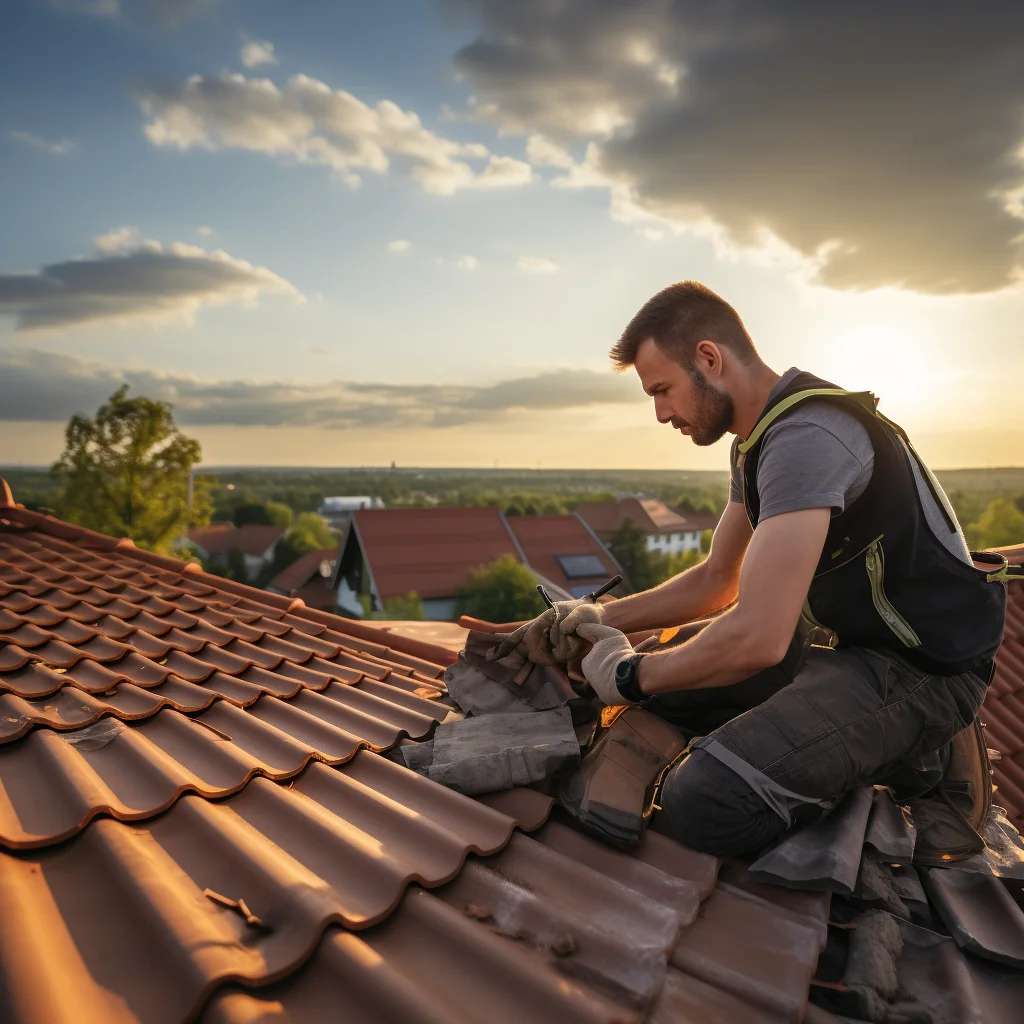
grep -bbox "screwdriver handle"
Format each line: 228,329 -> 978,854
587,574 -> 623,601
538,573 -> 621,610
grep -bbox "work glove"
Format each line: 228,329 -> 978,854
489,607 -> 558,664
576,622 -> 640,707
548,598 -> 604,662
489,597 -> 605,665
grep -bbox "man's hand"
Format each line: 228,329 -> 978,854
489,596 -> 604,664
549,598 -> 604,661
489,607 -> 557,663
576,622 -> 639,706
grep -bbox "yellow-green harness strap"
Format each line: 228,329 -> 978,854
737,388 -> 878,454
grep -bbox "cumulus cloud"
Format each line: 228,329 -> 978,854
240,39 -> 277,69
93,225 -> 140,253
136,72 -> 533,196
387,239 -> 412,252
9,131 -> 76,156
455,0 -> 1024,294
0,349 -> 643,428
517,256 -> 559,274
0,234 -> 300,331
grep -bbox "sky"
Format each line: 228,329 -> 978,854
1,0 -> 1023,471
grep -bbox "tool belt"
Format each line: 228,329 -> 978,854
556,707 -> 688,849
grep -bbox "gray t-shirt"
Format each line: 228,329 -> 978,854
729,367 -> 972,564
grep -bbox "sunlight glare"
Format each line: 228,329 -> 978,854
822,321 -> 934,421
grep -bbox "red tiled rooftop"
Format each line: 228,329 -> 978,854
505,514 -> 618,593
268,547 -> 337,594
352,506 -> 520,601
576,498 -> 716,538
0,482 -> 843,1023
188,523 -> 285,557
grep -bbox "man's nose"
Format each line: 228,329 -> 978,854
654,396 -> 673,423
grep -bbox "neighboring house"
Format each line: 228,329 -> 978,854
266,547 -> 338,611
576,498 -> 719,556
334,507 -> 621,619
318,495 -> 385,530
187,521 -> 285,577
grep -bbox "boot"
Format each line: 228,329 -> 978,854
910,717 -> 992,866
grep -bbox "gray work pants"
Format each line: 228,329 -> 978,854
647,641 -> 990,857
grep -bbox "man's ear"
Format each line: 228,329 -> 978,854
694,339 -> 724,377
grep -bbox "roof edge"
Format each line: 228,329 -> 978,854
573,512 -> 626,579
498,511 -> 532,568
0,478 -> 17,509
1,500 -> 458,667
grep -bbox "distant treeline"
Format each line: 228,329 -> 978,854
1,466 -> 732,521
8,464 -> 1024,549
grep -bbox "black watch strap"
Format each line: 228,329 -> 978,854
615,653 -> 647,704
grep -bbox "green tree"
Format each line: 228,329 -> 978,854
455,554 -> 547,622
608,519 -> 708,591
52,385 -> 210,554
233,502 -> 272,526
264,501 -> 294,528
285,512 -> 337,554
608,518 -> 664,591
965,498 -> 1024,550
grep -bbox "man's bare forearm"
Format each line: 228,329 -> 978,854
637,605 -> 784,693
601,560 -> 739,634
634,507 -> 832,695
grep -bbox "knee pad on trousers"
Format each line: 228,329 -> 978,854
656,749 -> 788,857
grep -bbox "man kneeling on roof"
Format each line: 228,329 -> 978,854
502,281 -> 1012,860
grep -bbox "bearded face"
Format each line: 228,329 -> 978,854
682,367 -> 735,446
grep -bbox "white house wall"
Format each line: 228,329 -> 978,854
644,531 -> 702,555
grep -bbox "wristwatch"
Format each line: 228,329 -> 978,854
614,653 -> 647,705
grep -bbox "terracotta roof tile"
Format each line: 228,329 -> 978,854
0,755 -> 546,1024
204,887 -> 627,1024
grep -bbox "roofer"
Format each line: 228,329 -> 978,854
507,281 -> 1015,859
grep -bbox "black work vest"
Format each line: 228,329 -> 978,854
738,371 -> 1014,676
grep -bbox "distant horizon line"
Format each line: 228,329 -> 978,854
5,464 -> 1024,475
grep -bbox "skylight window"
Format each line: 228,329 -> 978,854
557,554 -> 607,579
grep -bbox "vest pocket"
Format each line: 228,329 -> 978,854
865,540 -> 922,648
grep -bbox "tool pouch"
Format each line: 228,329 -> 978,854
556,707 -> 688,850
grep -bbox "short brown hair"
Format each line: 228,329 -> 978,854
610,281 -> 757,371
